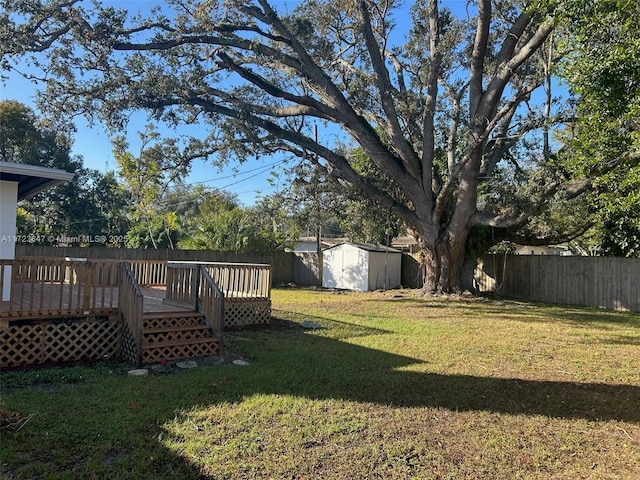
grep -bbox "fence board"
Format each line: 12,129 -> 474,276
291,253 -> 319,286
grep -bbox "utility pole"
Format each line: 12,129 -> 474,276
314,124 -> 323,287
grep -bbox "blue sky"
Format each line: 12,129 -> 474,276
0,69 -> 290,206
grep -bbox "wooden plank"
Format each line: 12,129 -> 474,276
143,325 -> 210,335
141,337 -> 218,349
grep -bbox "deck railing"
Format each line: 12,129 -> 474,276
197,266 -> 224,347
128,260 -> 167,287
165,262 -> 199,310
1,257 -> 120,317
2,257 -> 271,366
165,262 -> 224,343
165,261 -> 271,300
119,263 -> 144,366
200,262 -> 271,299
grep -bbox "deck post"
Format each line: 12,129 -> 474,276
193,267 -> 200,311
82,262 -> 93,313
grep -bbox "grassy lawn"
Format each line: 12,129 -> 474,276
1,288 -> 639,479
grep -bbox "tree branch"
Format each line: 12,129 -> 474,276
215,51 -> 333,120
421,0 -> 441,212
469,0 -> 491,116
479,18 -> 554,121
505,221 -> 594,246
359,0 -> 421,180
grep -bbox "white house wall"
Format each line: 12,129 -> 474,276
0,180 -> 18,301
293,241 -> 317,252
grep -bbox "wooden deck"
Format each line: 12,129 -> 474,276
1,258 -> 271,367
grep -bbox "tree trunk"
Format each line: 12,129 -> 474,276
420,229 -> 477,294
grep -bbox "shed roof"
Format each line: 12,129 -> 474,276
0,161 -> 74,200
324,242 -> 403,254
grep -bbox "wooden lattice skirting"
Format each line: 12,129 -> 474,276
121,322 -> 139,366
224,297 -> 271,328
1,317 -> 121,368
141,339 -> 220,364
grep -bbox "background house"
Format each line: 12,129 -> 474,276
322,242 -> 402,291
514,245 -> 575,256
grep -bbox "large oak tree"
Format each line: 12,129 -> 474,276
2,0 -> 591,291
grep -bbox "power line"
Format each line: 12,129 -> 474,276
186,159 -> 287,187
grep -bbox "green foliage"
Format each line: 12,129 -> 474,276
276,149 -> 404,245
180,207 -> 262,252
593,166 -> 640,257
0,361 -> 128,389
114,126 -> 191,249
558,0 -> 640,256
0,100 -> 129,243
88,170 -> 131,244
251,194 -> 297,251
178,190 -> 283,253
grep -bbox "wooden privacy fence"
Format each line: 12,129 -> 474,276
16,245 -> 293,285
476,254 -> 640,312
401,253 -> 639,311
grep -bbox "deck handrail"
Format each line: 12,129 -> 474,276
119,263 -> 144,366
165,262 -> 199,310
197,266 -> 224,351
4,257 -> 271,319
165,263 -> 224,346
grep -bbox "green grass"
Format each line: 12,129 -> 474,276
1,288 -> 639,479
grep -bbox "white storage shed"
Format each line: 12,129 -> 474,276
322,242 -> 402,291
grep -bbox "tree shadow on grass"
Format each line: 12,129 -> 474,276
2,315 -> 639,479
229,316 -> 640,424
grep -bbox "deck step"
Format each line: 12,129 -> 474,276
143,324 -> 211,335
143,326 -> 214,345
142,337 -> 218,349
142,311 -> 207,330
140,310 -> 220,364
143,310 -> 198,320
141,336 -> 220,364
